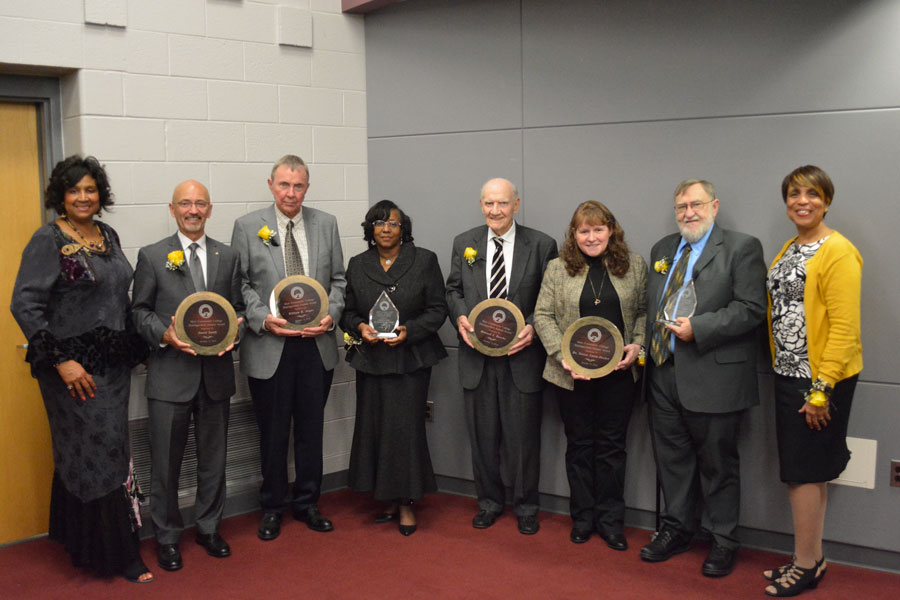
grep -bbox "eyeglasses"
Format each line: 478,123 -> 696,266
674,199 -> 713,214
373,220 -> 401,229
175,200 -> 210,210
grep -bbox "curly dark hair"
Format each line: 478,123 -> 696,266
559,201 -> 630,277
361,200 -> 414,247
44,155 -> 114,215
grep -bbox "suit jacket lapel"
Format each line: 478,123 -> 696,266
168,234 -> 195,296
652,236 -> 682,309
206,237 -> 221,291
303,207 -> 318,278
473,227 -> 489,300
508,225 -> 530,297
263,205 -> 286,278
691,225 -> 723,278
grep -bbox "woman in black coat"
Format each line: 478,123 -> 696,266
340,200 -> 448,536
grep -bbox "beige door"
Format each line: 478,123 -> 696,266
0,101 -> 53,545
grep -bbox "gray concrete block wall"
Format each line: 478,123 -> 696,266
365,0 -> 900,554
0,0 -> 366,477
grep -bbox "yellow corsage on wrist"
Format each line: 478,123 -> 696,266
343,331 -> 363,353
654,257 -> 670,274
806,390 -> 828,408
464,247 -> 478,266
258,225 -> 276,245
637,346 -> 646,367
165,250 -> 185,271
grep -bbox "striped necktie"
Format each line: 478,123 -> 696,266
650,244 -> 691,365
489,238 -> 507,299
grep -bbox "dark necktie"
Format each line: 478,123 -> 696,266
650,244 -> 691,365
284,220 -> 305,276
188,242 -> 205,292
489,238 -> 507,299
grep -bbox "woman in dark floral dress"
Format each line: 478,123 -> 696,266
11,156 -> 151,583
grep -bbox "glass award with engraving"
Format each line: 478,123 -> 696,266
467,298 -> 525,357
270,275 -> 329,330
657,280 -> 697,325
174,292 -> 239,356
369,290 -> 400,339
561,316 -> 625,378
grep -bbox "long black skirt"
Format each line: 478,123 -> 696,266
48,472 -> 142,577
348,369 -> 437,501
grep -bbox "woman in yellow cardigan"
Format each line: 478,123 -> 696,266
764,165 -> 862,597
534,201 -> 647,549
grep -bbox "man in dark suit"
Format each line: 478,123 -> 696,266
132,180 -> 244,571
230,155 -> 346,541
640,179 -> 766,577
446,178 -> 558,535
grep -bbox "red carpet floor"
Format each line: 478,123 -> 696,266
1,489 -> 897,599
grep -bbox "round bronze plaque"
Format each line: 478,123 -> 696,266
467,298 -> 525,357
174,292 -> 239,356
271,275 -> 329,330
560,316 -> 624,378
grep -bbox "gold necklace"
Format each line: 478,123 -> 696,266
587,267 -> 606,305
62,216 -> 105,253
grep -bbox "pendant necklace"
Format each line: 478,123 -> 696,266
588,267 -> 606,305
63,216 -> 105,254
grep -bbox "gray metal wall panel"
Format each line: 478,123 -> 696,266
366,0 -> 523,138
523,110 -> 900,383
364,0 -> 900,554
522,0 -> 900,128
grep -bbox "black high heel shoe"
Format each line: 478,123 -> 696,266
375,500 -> 399,523
765,558 -> 825,597
398,500 -> 417,536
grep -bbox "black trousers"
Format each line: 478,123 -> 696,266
248,337 -> 333,513
555,369 -> 635,533
648,361 -> 744,549
464,356 -> 542,516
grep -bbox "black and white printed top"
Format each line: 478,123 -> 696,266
766,236 -> 829,378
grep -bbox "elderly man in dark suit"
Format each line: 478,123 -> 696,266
132,180 -> 244,571
446,177 -> 558,535
230,155 -> 346,541
640,179 -> 766,578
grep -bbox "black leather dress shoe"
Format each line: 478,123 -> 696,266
157,543 -> 182,571
640,527 -> 691,562
517,515 -> 539,535
258,512 -> 282,541
196,532 -> 231,557
472,509 -> 500,529
598,529 -> 628,551
570,527 -> 592,544
702,543 -> 737,577
293,506 -> 334,532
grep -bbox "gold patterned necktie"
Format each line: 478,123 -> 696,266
650,244 -> 691,365
284,220 -> 305,276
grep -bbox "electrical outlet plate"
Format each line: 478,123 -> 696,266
891,460 -> 900,488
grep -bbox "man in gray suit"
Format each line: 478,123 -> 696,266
230,155 -> 346,541
640,179 -> 766,577
446,178 -> 557,535
132,180 -> 244,571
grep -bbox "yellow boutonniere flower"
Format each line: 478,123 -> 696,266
258,225 -> 276,245
464,247 -> 478,266
654,257 -> 670,275
165,250 -> 185,271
